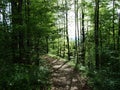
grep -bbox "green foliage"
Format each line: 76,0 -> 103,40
1,0 -> 120,89
88,69 -> 120,90
0,63 -> 51,90
87,47 -> 120,90
0,0 -> 57,89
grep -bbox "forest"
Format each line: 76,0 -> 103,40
0,0 -> 120,90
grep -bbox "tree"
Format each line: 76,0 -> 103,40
117,10 -> 120,49
81,0 -> 85,65
94,0 -> 100,69
112,0 -> 115,49
11,0 -> 24,63
65,0 -> 70,60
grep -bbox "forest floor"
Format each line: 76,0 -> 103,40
42,55 -> 91,90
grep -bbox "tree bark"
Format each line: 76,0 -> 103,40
65,0 -> 70,60
94,0 -> 100,69
81,5 -> 85,65
112,0 -> 115,50
11,0 -> 24,63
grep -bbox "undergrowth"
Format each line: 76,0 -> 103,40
0,59 -> 51,90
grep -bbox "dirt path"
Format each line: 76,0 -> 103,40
43,55 -> 91,90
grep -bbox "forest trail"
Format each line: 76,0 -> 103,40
42,55 -> 91,90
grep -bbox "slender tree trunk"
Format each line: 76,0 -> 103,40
65,0 -> 70,60
117,14 -> 120,49
94,0 -> 100,69
18,0 -> 24,63
81,6 -> 85,65
74,0 -> 78,66
11,0 -> 24,63
26,0 -> 31,54
63,14 -> 66,58
11,0 -> 19,63
2,0 -> 6,29
112,0 -> 115,50
61,0 -> 66,58
76,0 -> 80,47
24,0 -> 31,63
76,0 -> 80,63
57,29 -> 60,56
46,36 -> 49,53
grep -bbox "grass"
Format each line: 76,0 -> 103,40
48,53 -> 76,67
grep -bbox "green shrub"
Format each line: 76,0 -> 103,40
0,62 -> 51,90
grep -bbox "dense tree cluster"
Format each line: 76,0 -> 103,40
0,0 -> 57,89
49,0 -> 120,90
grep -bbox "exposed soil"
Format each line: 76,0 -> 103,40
42,55 -> 91,90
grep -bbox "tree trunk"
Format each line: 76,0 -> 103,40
112,0 -> 115,50
81,6 -> 85,65
11,0 -> 24,63
117,14 -> 120,49
46,36 -> 49,53
74,0 -> 79,67
65,0 -> 70,60
94,0 -> 100,69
